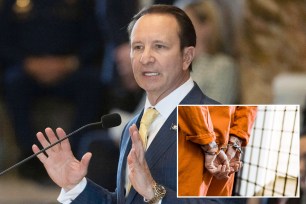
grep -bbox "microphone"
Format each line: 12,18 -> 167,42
0,113 -> 121,176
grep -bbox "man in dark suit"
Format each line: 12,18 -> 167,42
32,5 -> 246,204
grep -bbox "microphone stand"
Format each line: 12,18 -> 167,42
0,121 -> 102,176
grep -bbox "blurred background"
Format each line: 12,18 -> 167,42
0,0 -> 305,203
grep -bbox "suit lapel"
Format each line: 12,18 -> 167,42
145,110 -> 177,168
116,127 -> 130,203
181,82 -> 205,104
117,113 -> 142,203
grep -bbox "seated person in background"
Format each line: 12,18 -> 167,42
0,0 -> 104,181
183,0 -> 239,104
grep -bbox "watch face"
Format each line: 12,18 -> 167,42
156,184 -> 166,195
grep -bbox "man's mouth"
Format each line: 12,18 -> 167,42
144,72 -> 159,76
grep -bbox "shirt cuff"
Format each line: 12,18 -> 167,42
143,197 -> 163,204
57,177 -> 87,204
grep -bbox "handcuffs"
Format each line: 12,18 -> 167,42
227,135 -> 243,154
201,135 -> 243,155
201,141 -> 219,155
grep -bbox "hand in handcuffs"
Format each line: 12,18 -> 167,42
202,142 -> 230,179
203,136 -> 244,179
205,150 -> 231,179
226,135 -> 243,175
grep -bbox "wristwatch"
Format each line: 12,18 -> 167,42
201,141 -> 218,155
144,182 -> 166,204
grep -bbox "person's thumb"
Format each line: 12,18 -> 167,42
80,152 -> 92,174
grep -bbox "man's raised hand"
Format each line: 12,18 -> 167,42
32,127 -> 91,191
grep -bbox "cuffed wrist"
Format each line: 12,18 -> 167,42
228,136 -> 243,153
229,135 -> 242,146
201,141 -> 218,155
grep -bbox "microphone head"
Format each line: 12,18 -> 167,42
101,113 -> 121,128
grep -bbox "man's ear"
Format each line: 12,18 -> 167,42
183,46 -> 195,70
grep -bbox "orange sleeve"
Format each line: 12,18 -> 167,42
178,106 -> 216,145
229,106 -> 258,146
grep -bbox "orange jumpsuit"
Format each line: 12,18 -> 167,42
178,106 -> 215,196
178,106 -> 257,196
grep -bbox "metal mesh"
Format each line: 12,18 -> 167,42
234,105 -> 299,197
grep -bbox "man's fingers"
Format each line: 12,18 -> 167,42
127,149 -> 140,189
211,153 -> 231,179
36,131 -> 52,155
56,128 -> 71,151
127,148 -> 137,165
229,160 -> 243,174
221,164 -> 227,172
46,127 -> 59,141
129,124 -> 145,161
127,147 -> 142,185
131,130 -> 142,148
32,144 -> 47,163
214,170 -> 229,180
205,162 -> 218,174
129,124 -> 142,146
129,124 -> 137,135
218,151 -> 230,169
45,127 -> 60,152
36,131 -> 49,147
207,162 -> 230,179
205,154 -> 218,174
219,165 -> 230,179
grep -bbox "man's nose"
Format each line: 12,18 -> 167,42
140,48 -> 155,64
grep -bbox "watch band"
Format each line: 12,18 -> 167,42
144,182 -> 166,204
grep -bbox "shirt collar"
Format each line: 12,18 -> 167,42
144,77 -> 194,120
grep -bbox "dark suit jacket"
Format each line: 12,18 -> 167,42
72,83 -> 246,204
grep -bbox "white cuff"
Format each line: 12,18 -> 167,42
57,177 -> 87,204
143,197 -> 163,204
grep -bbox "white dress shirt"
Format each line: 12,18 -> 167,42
58,77 -> 194,203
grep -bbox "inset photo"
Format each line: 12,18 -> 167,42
178,105 -> 300,198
